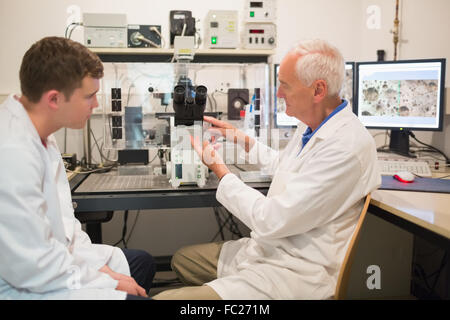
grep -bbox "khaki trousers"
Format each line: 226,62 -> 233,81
152,242 -> 224,300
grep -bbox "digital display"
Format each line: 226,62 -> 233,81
249,29 -> 264,34
355,60 -> 445,130
250,2 -> 263,8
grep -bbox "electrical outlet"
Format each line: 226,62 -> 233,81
112,116 -> 122,127
111,88 -> 121,100
111,100 -> 122,112
424,159 -> 447,172
112,128 -> 122,139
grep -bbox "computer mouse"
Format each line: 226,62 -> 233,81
393,171 -> 415,183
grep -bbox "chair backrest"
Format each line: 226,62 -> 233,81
334,193 -> 371,300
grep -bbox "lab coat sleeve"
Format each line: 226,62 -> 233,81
0,145 -> 118,293
49,135 -> 130,275
66,216 -> 130,276
217,145 -> 364,239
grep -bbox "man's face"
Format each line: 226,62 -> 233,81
60,76 -> 100,129
276,53 -> 314,121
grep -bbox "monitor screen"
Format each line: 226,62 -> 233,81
342,62 -> 354,109
275,62 -> 354,127
354,59 -> 446,131
274,63 -> 299,127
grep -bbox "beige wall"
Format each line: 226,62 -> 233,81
1,0 -> 449,256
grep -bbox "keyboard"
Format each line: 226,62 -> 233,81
378,159 -> 432,177
239,171 -> 272,183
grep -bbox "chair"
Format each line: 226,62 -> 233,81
334,193 -> 372,300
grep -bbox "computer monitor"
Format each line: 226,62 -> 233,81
354,58 -> 446,157
342,62 -> 354,109
274,63 -> 299,127
274,62 -> 354,127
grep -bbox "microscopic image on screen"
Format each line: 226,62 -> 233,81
359,79 -> 438,117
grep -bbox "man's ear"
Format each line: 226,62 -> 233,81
42,90 -> 61,111
312,80 -> 327,103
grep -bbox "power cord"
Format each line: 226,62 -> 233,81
409,131 -> 449,165
150,26 -> 165,48
211,207 -> 244,241
65,22 -> 83,39
113,210 -> 129,248
413,251 -> 448,299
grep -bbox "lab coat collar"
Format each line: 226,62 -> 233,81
5,95 -> 68,181
5,94 -> 43,145
297,105 -> 354,157
314,105 -> 354,140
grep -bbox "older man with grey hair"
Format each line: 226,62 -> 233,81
153,39 -> 381,300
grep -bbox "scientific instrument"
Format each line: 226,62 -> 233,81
204,10 -> 239,49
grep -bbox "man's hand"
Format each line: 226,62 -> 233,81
115,278 -> 147,297
203,116 -> 255,153
190,135 -> 230,181
99,265 -> 147,297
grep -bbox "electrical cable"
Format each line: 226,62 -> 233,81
212,207 -> 225,241
125,211 -> 141,244
233,164 -> 246,171
126,84 -> 135,107
134,33 -> 160,48
65,22 -> 82,39
113,210 -> 129,248
211,207 -> 244,241
409,132 -> 449,164
66,164 -> 116,174
89,127 -> 118,164
150,26 -> 165,48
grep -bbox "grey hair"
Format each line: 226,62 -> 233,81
292,39 -> 345,97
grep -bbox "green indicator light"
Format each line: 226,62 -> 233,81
211,36 -> 217,44
250,11 -> 255,17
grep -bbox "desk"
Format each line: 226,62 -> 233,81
70,168 -> 269,243
71,168 -> 450,245
370,190 -> 450,247
369,168 -> 450,249
368,186 -> 450,299
71,167 -> 449,293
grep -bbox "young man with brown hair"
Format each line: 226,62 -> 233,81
0,37 -> 155,299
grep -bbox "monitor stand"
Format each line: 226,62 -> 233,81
388,129 -> 416,158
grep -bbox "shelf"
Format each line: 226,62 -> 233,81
90,47 -> 274,56
90,47 -> 274,63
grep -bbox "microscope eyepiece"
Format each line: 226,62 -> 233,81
173,85 -> 186,104
194,85 -> 207,106
172,83 -> 207,125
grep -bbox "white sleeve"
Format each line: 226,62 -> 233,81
52,142 -> 128,274
0,145 -> 118,293
67,222 -> 130,276
217,145 -> 363,239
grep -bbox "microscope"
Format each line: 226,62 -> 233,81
167,80 -> 209,188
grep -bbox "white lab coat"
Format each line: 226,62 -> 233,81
0,95 -> 128,300
207,104 -> 381,299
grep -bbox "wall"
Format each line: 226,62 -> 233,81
0,0 -> 449,256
